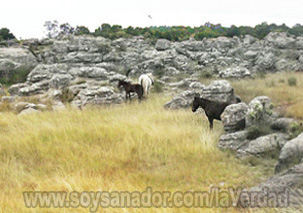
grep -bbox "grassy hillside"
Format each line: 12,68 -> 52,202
1,72 -> 303,212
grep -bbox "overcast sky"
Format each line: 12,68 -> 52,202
1,0 -> 302,39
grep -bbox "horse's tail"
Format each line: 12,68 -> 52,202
141,78 -> 147,95
140,84 -> 144,98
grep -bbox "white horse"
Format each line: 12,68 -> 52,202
138,73 -> 154,96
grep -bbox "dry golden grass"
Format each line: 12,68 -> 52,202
230,72 -> 303,119
1,72 -> 303,212
0,94 -> 273,212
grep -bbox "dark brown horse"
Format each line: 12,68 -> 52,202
118,80 -> 144,101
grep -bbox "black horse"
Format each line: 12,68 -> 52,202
118,80 -> 144,101
192,96 -> 230,129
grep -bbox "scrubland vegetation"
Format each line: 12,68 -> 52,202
0,72 -> 302,212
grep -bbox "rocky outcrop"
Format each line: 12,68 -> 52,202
155,39 -> 171,51
221,103 -> 248,132
236,133 -> 288,158
239,163 -> 303,207
218,130 -> 248,151
219,96 -> 297,161
219,66 -> 252,79
246,96 -> 276,127
71,86 -> 124,108
275,133 -> 303,173
271,117 -> 297,131
164,90 -> 197,109
0,47 -> 37,79
164,80 -> 239,109
202,80 -> 237,103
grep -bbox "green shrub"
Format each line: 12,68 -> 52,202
152,81 -> 164,93
200,71 -> 213,79
60,88 -> 75,103
288,122 -> 303,139
246,124 -> 273,140
0,66 -> 33,86
288,77 -> 297,86
154,69 -> 165,77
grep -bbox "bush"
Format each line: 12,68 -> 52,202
288,77 -> 297,86
60,88 -> 75,103
246,124 -> 273,140
154,69 -> 165,77
200,71 -> 213,79
152,81 -> 164,93
288,122 -> 303,139
0,66 -> 33,86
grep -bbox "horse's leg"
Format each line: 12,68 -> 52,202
125,92 -> 128,101
137,91 -> 142,102
208,117 -> 214,130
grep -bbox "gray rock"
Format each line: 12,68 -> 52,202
202,80 -> 236,103
1,96 -> 15,103
19,107 -> 39,116
0,47 -> 37,66
167,80 -> 189,88
164,90 -> 197,109
218,130 -> 248,151
71,86 -> 123,108
256,52 -> 276,70
236,133 -> 288,158
239,163 -> 303,207
19,80 -> 49,96
27,64 -> 69,83
189,82 -> 205,89
276,133 -> 303,173
275,58 -> 296,71
49,74 -> 73,89
296,37 -> 303,50
246,96 -> 275,127
265,32 -> 296,49
243,35 -> 258,46
221,103 -> 248,132
52,101 -> 66,111
219,66 -> 252,79
8,83 -> 27,95
13,102 -> 37,112
271,117 -> 297,131
155,39 -> 171,51
45,89 -> 63,101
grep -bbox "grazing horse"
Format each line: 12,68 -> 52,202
192,96 -> 230,129
138,73 -> 154,96
118,80 -> 144,101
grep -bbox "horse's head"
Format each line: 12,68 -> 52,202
117,80 -> 124,88
192,94 -> 201,112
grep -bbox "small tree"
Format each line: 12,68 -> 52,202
75,26 -> 90,35
59,23 -> 75,36
0,28 -> 16,40
43,20 -> 59,38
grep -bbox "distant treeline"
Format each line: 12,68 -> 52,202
92,22 -> 303,41
2,22 -> 303,42
47,21 -> 303,41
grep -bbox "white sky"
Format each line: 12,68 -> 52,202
0,0 -> 302,39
